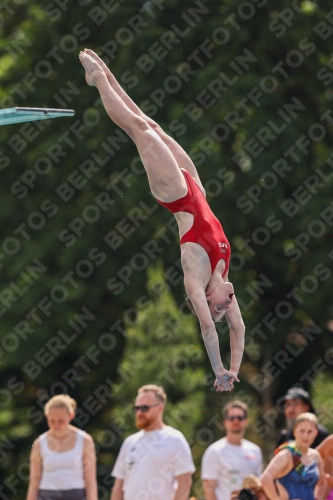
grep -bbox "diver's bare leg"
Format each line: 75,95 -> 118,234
79,52 -> 187,202
84,48 -> 206,195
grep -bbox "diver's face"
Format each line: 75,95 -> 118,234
208,281 -> 234,321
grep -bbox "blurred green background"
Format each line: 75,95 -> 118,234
1,0 -> 333,498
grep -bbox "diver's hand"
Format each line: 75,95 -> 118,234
214,369 -> 239,392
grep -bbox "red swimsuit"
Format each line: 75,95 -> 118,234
156,169 -> 231,277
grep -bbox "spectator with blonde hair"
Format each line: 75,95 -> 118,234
111,384 -> 195,500
261,413 -> 326,500
26,394 -> 97,500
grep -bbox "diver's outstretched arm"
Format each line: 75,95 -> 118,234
225,297 -> 245,376
184,278 -> 239,392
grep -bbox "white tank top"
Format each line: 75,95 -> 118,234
39,430 -> 85,491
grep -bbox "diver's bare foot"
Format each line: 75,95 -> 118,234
84,48 -> 110,75
79,51 -> 104,86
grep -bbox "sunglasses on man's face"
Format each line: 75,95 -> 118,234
134,404 -> 160,413
225,415 -> 247,421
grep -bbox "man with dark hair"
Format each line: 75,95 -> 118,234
275,387 -> 330,449
201,401 -> 263,500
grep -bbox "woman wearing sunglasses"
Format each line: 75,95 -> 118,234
26,395 -> 97,500
79,49 -> 245,392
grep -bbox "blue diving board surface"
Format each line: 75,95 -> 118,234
0,107 -> 75,126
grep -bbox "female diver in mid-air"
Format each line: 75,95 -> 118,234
79,49 -> 245,392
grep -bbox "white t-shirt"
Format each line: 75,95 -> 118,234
201,438 -> 263,500
112,426 -> 195,500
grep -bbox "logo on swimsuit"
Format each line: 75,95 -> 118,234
218,242 -> 228,253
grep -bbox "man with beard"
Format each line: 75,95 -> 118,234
275,387 -> 329,449
201,401 -> 263,500
110,385 -> 195,500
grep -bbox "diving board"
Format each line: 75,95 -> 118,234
0,107 -> 75,126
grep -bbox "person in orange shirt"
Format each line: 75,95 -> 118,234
317,435 -> 333,500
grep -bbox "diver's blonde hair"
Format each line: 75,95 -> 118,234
185,295 -> 224,323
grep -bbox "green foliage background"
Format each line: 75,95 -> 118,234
1,1 -> 333,498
